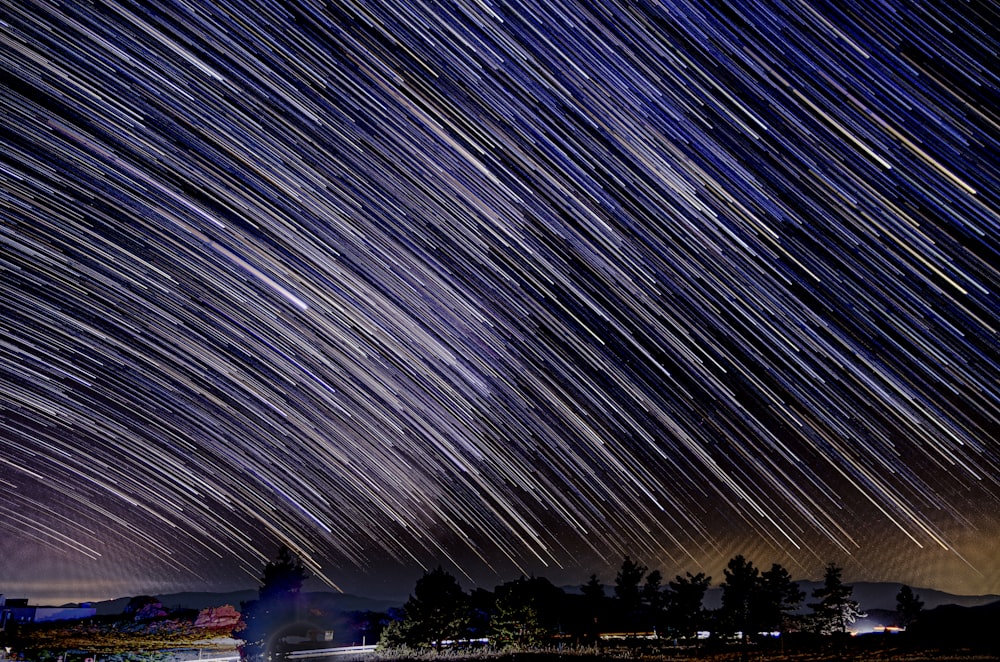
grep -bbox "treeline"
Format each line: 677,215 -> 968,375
226,547 -> 947,660
379,555 -> 883,651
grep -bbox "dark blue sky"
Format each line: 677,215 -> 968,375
1,0 -> 998,604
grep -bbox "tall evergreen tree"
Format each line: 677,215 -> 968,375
614,556 -> 647,612
758,563 -> 804,633
642,569 -> 664,609
809,563 -> 863,635
896,585 -> 924,629
719,555 -> 760,641
665,572 -> 711,641
581,574 -> 605,602
580,574 -> 605,643
642,569 -> 665,634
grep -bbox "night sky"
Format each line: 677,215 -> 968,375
1,0 -> 999,605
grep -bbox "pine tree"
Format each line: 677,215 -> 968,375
614,556 -> 647,613
896,585 -> 924,629
665,572 -> 711,641
809,563 -> 863,635
720,555 -> 760,641
642,569 -> 664,609
580,574 -> 605,642
758,563 -> 804,633
642,569 -> 665,634
581,574 -> 605,602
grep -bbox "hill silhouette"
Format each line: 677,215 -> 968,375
72,580 -> 1000,617
71,590 -> 398,616
905,599 -> 1000,653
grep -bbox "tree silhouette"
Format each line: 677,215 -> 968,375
642,569 -> 665,634
491,576 -> 563,648
259,546 -> 308,601
720,555 -> 760,642
665,572 -> 711,642
377,611 -> 408,650
614,556 -> 647,620
237,546 -> 310,662
642,569 -> 663,608
467,587 -> 495,644
809,563 -> 863,635
719,554 -> 762,662
581,573 -> 605,602
758,563 -> 804,633
399,567 -> 469,649
579,573 -> 605,643
896,585 -> 924,629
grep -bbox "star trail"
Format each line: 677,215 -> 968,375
1,0 -> 999,601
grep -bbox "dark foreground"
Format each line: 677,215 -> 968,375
372,640 -> 1000,662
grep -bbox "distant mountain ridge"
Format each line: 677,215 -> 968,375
75,581 -> 998,617
78,590 -> 400,616
823,581 -> 1000,611
907,598 -> 1000,652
